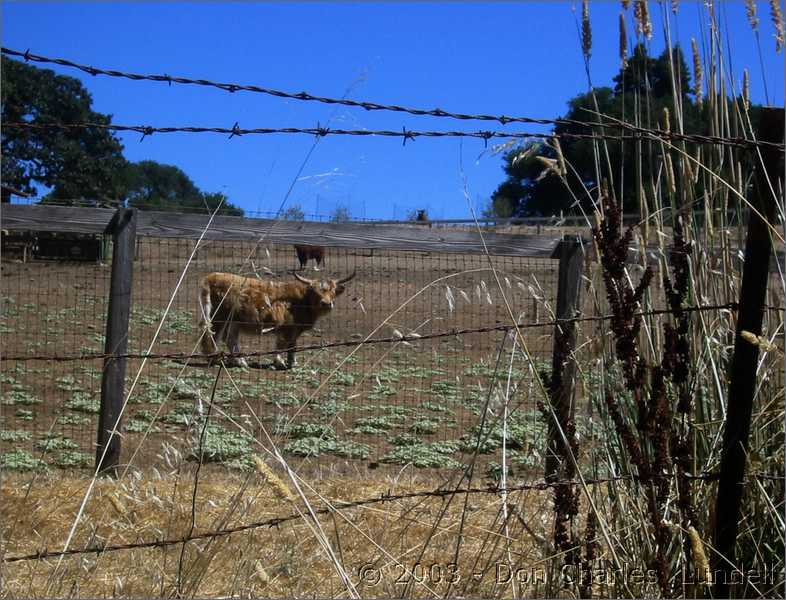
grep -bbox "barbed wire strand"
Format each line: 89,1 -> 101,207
0,302 -> 756,364
4,121 -> 781,150
2,47 -> 781,150
6,469 -> 782,565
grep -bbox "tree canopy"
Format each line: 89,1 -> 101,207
280,204 -> 305,220
330,205 -> 352,223
1,56 -> 128,202
124,160 -> 242,215
1,56 -> 243,215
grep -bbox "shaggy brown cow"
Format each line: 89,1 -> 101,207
294,245 -> 325,271
198,271 -> 355,369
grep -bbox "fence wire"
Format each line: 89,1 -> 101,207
1,233 -> 783,480
1,238 -> 560,472
2,47 -> 781,150
4,120 -> 780,150
4,469 -> 777,565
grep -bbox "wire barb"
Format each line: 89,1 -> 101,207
1,47 -> 781,150
0,302 -> 744,363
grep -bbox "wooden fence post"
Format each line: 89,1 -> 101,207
545,235 -> 584,482
713,107 -> 784,596
95,208 -> 136,476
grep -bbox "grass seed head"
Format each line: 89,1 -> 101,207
253,455 -> 295,502
552,136 -> 567,176
108,492 -> 127,516
619,12 -> 629,67
691,38 -> 704,107
687,526 -> 711,585
634,0 -> 653,39
741,330 -> 781,353
582,0 -> 592,58
770,0 -> 784,51
746,0 -> 760,30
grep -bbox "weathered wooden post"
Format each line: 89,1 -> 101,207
713,107 -> 784,596
545,235 -> 584,482
95,208 -> 136,476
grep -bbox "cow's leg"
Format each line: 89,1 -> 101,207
274,328 -> 297,370
200,320 -> 220,364
209,321 -> 231,366
202,320 -> 229,366
286,337 -> 298,368
226,323 -> 248,368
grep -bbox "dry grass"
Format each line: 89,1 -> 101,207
1,2 -> 785,598
1,469 -> 557,598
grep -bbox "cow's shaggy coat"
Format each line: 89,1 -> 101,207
198,271 -> 355,369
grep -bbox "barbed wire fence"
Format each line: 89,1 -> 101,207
1,45 -> 784,598
2,46 -> 784,150
1,44 -> 782,488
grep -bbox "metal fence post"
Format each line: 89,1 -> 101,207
545,235 -> 584,482
95,208 -> 136,476
713,107 -> 784,596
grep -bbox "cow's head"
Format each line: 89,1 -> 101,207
294,271 -> 356,310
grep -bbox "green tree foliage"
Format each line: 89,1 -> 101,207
1,56 -> 128,202
124,160 -> 243,215
488,44 -> 757,217
2,56 -> 244,215
280,203 -> 305,220
330,205 -> 352,223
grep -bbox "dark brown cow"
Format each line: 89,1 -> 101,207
294,245 -> 325,271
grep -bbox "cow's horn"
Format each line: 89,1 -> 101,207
293,272 -> 314,284
337,270 -> 356,284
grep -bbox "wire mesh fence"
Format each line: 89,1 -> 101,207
1,233 -> 560,475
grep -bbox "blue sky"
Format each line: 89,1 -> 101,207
2,2 -> 784,219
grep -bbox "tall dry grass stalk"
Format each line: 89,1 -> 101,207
559,1 -> 784,598
743,68 -> 751,109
